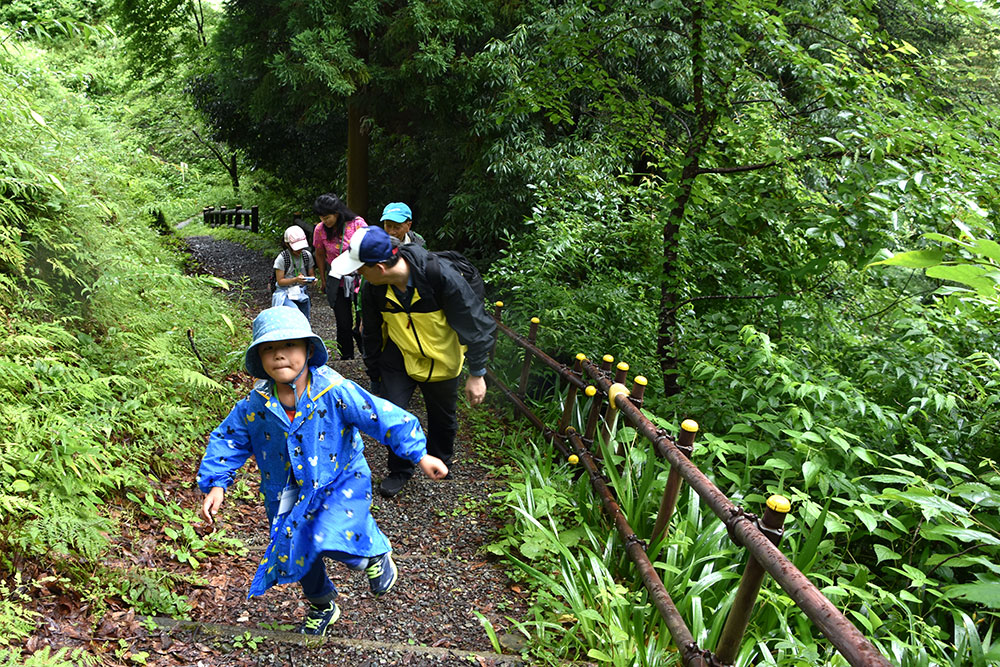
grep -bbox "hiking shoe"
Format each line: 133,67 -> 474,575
366,552 -> 398,597
298,600 -> 340,636
378,473 -> 409,498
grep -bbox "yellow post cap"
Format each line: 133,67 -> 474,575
603,354 -> 615,363
681,419 -> 699,432
635,376 -> 648,386
576,353 -> 587,361
585,386 -> 597,397
617,361 -> 629,371
531,317 -> 540,324
767,495 -> 792,513
608,383 -> 629,409
568,454 -> 579,465
495,301 -> 504,307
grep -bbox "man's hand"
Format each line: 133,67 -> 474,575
418,455 -> 449,480
464,375 -> 486,406
201,487 -> 225,524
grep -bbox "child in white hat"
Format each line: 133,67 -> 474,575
272,225 -> 316,319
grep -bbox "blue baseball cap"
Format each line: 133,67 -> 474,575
245,307 -> 328,379
380,202 -> 412,223
326,226 -> 398,278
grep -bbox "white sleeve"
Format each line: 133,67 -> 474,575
273,254 -> 286,271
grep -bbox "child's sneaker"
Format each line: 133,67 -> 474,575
366,552 -> 398,597
298,600 -> 340,636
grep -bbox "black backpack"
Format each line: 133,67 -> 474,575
426,250 -> 486,302
270,249 -> 314,293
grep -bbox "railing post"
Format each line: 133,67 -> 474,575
516,317 -> 540,397
557,354 -> 586,436
600,353 -> 614,374
600,381 -> 629,455
630,375 -> 647,409
490,301 -> 503,362
251,205 -> 259,233
582,385 -> 601,447
650,419 -> 698,546
715,495 -> 792,665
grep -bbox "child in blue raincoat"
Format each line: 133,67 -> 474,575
197,306 -> 448,635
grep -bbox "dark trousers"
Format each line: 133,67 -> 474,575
379,343 -> 459,478
299,550 -> 369,605
326,281 -> 355,360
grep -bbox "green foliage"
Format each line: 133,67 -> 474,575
0,12 -> 249,637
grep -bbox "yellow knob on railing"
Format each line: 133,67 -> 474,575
767,495 -> 791,514
635,376 -> 648,386
576,353 -> 587,361
495,301 -> 504,307
568,454 -> 579,465
531,317 -> 540,324
585,386 -> 597,397
608,383 -> 629,410
681,419 -> 699,433
603,354 -> 614,363
617,362 -> 629,371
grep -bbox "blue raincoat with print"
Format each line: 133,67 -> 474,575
196,365 -> 426,597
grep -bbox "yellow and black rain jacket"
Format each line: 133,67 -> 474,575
360,245 -> 495,383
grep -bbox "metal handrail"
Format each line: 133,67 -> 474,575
489,310 -> 892,667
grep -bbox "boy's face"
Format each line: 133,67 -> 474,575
258,339 -> 309,384
383,219 -> 411,242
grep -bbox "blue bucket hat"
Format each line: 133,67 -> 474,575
244,307 -> 328,379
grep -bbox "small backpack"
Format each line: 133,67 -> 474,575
426,250 -> 486,302
271,249 -> 314,293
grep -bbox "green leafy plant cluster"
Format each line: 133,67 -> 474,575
0,17 -> 249,652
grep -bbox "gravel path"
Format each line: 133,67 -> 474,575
175,234 -> 530,665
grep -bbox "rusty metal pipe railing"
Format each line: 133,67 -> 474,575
485,369 -> 569,457
494,319 -> 588,391
576,360 -> 891,667
565,429 -> 713,667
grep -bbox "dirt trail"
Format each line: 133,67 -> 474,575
148,234 -> 530,666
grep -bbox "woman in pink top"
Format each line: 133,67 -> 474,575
312,193 -> 368,360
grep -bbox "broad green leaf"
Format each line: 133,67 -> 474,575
882,488 -> 969,518
867,249 -> 944,269
920,525 -> 1000,546
925,264 -> 996,294
945,582 -> 1000,609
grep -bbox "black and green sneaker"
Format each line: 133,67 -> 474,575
297,600 -> 340,636
366,552 -> 398,597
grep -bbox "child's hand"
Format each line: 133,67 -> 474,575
418,455 -> 449,480
201,487 -> 225,525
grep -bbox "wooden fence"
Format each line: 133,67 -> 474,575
203,205 -> 259,233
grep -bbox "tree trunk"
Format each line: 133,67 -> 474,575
659,0 -> 714,397
346,101 -> 368,215
229,153 -> 240,197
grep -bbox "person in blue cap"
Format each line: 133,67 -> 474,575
196,306 -> 448,636
380,202 -> 426,247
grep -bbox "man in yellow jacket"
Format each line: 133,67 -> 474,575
328,226 -> 495,497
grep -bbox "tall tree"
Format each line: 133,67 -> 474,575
476,0 -> 1000,396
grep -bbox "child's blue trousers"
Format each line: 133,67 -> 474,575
299,550 -> 368,605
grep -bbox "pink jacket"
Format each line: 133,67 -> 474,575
314,217 -> 367,293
